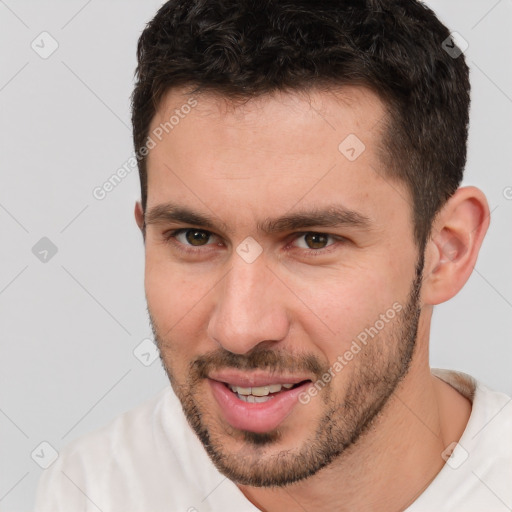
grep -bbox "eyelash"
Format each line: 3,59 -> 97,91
162,228 -> 346,257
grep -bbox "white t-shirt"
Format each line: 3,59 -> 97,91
34,369 -> 512,512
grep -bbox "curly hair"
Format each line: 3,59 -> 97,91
131,0 -> 470,248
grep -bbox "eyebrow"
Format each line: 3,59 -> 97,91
145,202 -> 372,234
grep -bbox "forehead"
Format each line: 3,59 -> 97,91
145,85 -> 412,236
150,85 -> 386,142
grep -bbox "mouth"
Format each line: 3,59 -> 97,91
226,381 -> 310,403
207,374 -> 313,433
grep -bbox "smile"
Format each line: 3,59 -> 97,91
208,377 -> 313,432
228,383 -> 300,402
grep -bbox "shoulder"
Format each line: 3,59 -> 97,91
59,386 -> 176,466
410,371 -> 512,512
466,377 -> 512,462
34,387 -> 192,510
34,386 -> 255,511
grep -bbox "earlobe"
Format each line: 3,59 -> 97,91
422,187 -> 490,305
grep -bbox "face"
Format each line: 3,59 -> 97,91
141,86 -> 424,486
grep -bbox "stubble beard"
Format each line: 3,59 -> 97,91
150,255 -> 424,487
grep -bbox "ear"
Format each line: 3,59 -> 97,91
134,201 -> 145,234
421,186 -> 490,305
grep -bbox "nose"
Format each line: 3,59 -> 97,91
207,254 -> 290,354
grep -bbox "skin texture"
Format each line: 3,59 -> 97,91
135,86 -> 489,511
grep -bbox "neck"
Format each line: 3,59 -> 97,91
237,328 -> 472,511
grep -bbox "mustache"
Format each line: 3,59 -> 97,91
189,347 -> 326,381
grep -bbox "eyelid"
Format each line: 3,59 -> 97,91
289,231 -> 339,246
163,228 -> 222,248
286,232 -> 345,256
163,228 -> 346,254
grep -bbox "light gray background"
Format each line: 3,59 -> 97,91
0,1 -> 511,510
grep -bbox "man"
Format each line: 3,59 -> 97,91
35,0 -> 512,511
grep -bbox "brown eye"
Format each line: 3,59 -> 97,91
184,229 -> 211,246
304,233 -> 329,249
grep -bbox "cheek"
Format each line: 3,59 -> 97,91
289,267 -> 408,360
144,257 -> 213,354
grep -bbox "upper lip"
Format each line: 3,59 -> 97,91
208,370 -> 312,388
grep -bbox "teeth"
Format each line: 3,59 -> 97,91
229,382 -> 297,396
253,395 -> 270,403
234,386 -> 251,395
251,386 -> 270,397
236,393 -> 273,403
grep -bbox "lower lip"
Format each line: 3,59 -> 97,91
208,378 -> 312,433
